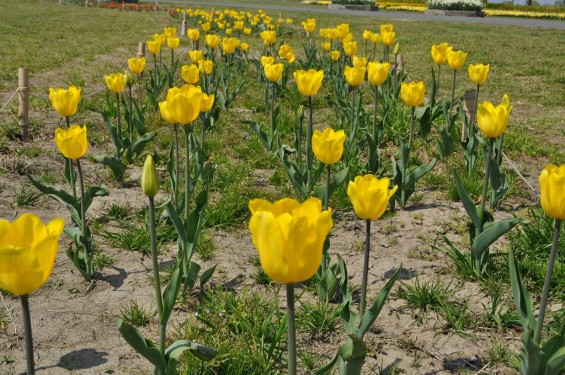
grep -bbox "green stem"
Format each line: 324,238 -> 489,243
450,70 -> 457,112
350,88 -> 356,141
297,108 -> 303,167
324,164 -> 331,211
173,124 -> 180,209
534,219 -> 562,344
436,64 -> 441,93
306,96 -> 313,189
65,116 -> 70,128
373,87 -> 379,143
183,126 -> 191,260
154,54 -> 158,89
360,219 -> 371,317
137,75 -> 142,102
149,197 -> 165,354
128,86 -> 133,139
76,159 -> 92,280
408,107 -> 415,153
271,81 -> 276,147
200,113 -> 206,148
478,138 -> 493,234
116,93 -> 121,158
20,294 -> 35,375
470,84 -> 480,139
286,283 -> 297,375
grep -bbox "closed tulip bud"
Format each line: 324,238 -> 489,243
393,42 -> 400,55
447,50 -> 468,71
477,98 -> 510,138
128,57 -> 146,75
352,56 -> 367,69
142,155 -> 159,198
163,26 -> 177,38
331,50 -> 340,61
401,81 -> 425,107
55,124 -> 89,160
198,59 -> 214,75
468,63 -> 490,85
344,65 -> 366,87
431,42 -> 452,65
200,93 -> 215,112
294,69 -> 324,97
187,28 -> 200,42
264,63 -> 284,82
347,175 -> 398,220
104,73 -> 125,93
343,41 -> 357,57
124,70 -> 135,88
147,40 -> 161,55
260,30 -> 277,46
539,164 -> 565,219
380,23 -> 394,34
367,61 -> 390,87
312,128 -> 346,165
188,50 -> 204,64
0,213 -> 64,296
382,31 -> 396,46
261,56 -> 275,68
206,34 -> 221,49
181,64 -> 200,85
49,86 -> 81,118
248,197 -> 333,284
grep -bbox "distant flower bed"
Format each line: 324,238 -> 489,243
428,0 -> 482,11
330,0 -> 375,4
484,8 -> 565,19
99,1 -> 158,11
379,3 -> 427,11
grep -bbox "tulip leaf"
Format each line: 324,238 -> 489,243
520,331 -> 547,375
161,268 -> 181,326
542,323 -> 565,358
92,155 -> 127,181
167,144 -> 178,204
200,264 -> 216,289
313,167 -> 349,203
132,99 -> 147,135
165,339 -> 218,362
340,301 -> 358,336
405,158 -> 437,188
184,260 -> 201,291
186,190 -> 208,258
83,185 -> 109,212
116,318 -> 166,371
101,111 -> 121,153
357,266 -> 401,339
316,268 -> 339,303
365,132 -> 380,174
453,171 -> 481,231
546,347 -> 565,375
126,132 -> 155,163
278,147 -> 308,199
509,249 -> 537,332
314,349 -> 340,375
165,202 -> 187,244
489,157 -> 508,208
27,174 -> 78,210
242,120 -> 272,152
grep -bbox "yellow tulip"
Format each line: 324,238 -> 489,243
302,18 -> 316,33
147,40 -> 161,55
248,197 -> 333,284
0,213 -> 64,296
181,64 -> 200,85
201,22 -> 211,32
371,33 -> 382,44
312,128 -> 346,165
477,99 -> 511,138
347,175 -> 398,220
344,65 -> 366,87
264,63 -> 284,82
261,56 -> 275,68
206,34 -> 221,49
393,43 -> 400,55
198,59 -> 214,75
380,24 -> 394,34
200,93 -> 215,113
187,28 -> 200,42
294,69 -> 324,97
55,124 -> 88,160
431,42 -> 452,65
222,37 -> 240,54
400,81 -> 425,107
260,30 -> 277,46
167,85 -> 203,125
243,27 -> 252,35
382,31 -> 396,46
141,155 -> 159,198
322,42 -> 331,51
539,164 -> 565,220
352,56 -> 367,69
447,50 -> 468,71
278,44 -> 295,63
343,41 -> 358,57
167,36 -> 180,50
336,23 -> 349,40
128,57 -> 146,75
367,62 -> 390,87
240,42 -> 249,52
153,33 -> 166,45
188,50 -> 204,64
234,21 -> 245,30
159,100 -> 176,124
163,26 -> 177,38
49,86 -> 81,118
363,30 -> 374,41
104,73 -> 125,93
331,50 -> 340,61
468,63 -> 490,85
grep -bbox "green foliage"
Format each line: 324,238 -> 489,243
119,300 -> 154,328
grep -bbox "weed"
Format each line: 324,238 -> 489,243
102,221 -> 151,253
296,300 -> 342,338
196,229 -> 216,261
488,340 -> 511,366
118,300 -> 154,327
14,184 -> 42,207
395,276 -> 456,319
92,252 -> 115,270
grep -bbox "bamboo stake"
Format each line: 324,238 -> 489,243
18,68 -> 29,142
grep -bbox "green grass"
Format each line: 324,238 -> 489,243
118,300 -> 154,327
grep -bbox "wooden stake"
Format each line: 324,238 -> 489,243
137,42 -> 145,57
181,11 -> 187,37
18,68 -> 29,142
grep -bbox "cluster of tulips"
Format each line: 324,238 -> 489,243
2,6 -> 565,374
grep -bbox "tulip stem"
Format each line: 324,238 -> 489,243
408,107 -> 415,153
200,113 -> 206,148
116,93 -> 122,158
76,159 -> 92,280
286,283 -> 297,375
21,294 -> 35,375
534,219 -> 562,344
350,88 -> 356,142
153,55 -> 158,91
64,117 -> 77,199
450,70 -> 457,112
174,124 -> 180,209
436,64 -> 441,93
149,196 -> 166,355
478,138 -> 493,234
360,219 -> 371,317
470,84 -> 480,139
271,81 -> 276,147
373,87 -> 379,145
128,86 -> 133,139
324,164 -> 331,211
306,96 -> 313,189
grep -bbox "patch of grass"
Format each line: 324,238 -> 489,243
395,276 -> 457,320
296,300 -> 342,338
488,340 -> 512,366
102,221 -> 151,253
92,252 -> 115,270
14,184 -> 42,207
195,229 -> 216,261
118,300 -> 154,327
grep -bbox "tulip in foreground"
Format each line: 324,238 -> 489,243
477,99 -> 511,139
264,63 -> 284,83
55,124 -> 88,160
312,128 -> 346,166
294,69 -> 324,97
344,65 -> 366,87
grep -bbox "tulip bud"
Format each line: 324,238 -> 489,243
142,155 -> 159,198
124,70 -> 134,88
393,43 -> 400,55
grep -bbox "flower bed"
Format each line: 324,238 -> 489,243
427,0 -> 482,11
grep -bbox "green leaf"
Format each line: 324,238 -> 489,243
199,265 -> 216,289
316,268 -> 339,302
165,202 -> 187,244
126,132 -> 155,162
546,346 -> 565,375
520,331 -> 547,375
185,261 -> 201,291
358,266 -> 401,338
165,339 -> 217,362
509,249 -> 537,332
83,185 -> 109,212
313,167 -> 349,202
314,349 -> 340,375
27,174 -> 79,214
161,268 -> 181,326
116,318 -> 166,371
92,155 -> 127,181
340,301 -> 358,336
453,171 -> 481,231
101,111 -> 122,153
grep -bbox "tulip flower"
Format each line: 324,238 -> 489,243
187,28 -> 200,42
163,26 -> 176,38
166,85 -> 203,125
294,69 -> 324,97
347,175 -> 397,315
380,24 -> 394,34
147,40 -> 161,55
188,50 -> 204,64
330,50 -> 340,61
336,23 -> 349,40
206,34 -> 221,49
539,164 -> 565,220
181,64 -> 200,85
55,124 -> 88,160
477,99 -> 511,139
142,154 -> 159,198
128,57 -> 146,75
353,56 -> 367,69
198,59 -> 214,75
49,86 -> 81,120
278,44 -> 295,63
344,65 -> 365,87
243,27 -> 252,35
167,36 -> 180,50
221,37 -> 239,54
468,63 -> 490,85
382,31 -> 396,47
431,42 -> 452,65
343,41 -> 357,57
249,196 -> 332,375
104,73 -> 125,93
0,213 -> 64,374
260,30 -> 277,46
401,81 -> 425,151
322,42 -> 331,51
264,63 -> 284,83
200,93 -> 214,113
367,62 -> 390,87
312,128 -> 346,166
240,43 -> 249,52
261,55 -> 275,68
302,18 -> 316,33
201,22 -> 211,32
